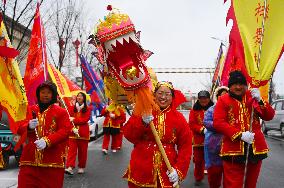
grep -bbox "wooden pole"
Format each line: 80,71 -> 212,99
149,121 -> 179,188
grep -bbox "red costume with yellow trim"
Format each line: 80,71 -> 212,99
66,105 -> 91,169
0,146 -> 3,169
123,106 -> 192,187
213,91 -> 275,188
17,104 -> 71,188
101,104 -> 126,150
0,107 -> 3,169
189,100 -> 213,182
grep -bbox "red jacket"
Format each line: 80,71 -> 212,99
189,109 -> 206,147
123,107 -> 192,187
101,107 -> 126,129
19,104 -> 72,168
213,92 -> 275,157
69,106 -> 91,140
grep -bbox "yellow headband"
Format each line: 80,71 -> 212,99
156,81 -> 174,90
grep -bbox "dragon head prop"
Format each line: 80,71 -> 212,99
94,6 -> 151,90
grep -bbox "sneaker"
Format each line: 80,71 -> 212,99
102,149 -> 108,155
194,180 -> 203,186
112,149 -> 117,153
204,169 -> 208,174
78,168 -> 84,174
65,167 -> 74,175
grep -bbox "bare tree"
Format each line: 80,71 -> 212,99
44,0 -> 81,71
1,0 -> 44,65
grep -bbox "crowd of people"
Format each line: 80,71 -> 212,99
0,70 -> 275,188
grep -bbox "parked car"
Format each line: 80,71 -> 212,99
262,99 -> 284,135
89,116 -> 105,141
0,111 -> 22,169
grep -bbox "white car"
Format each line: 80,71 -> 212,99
262,99 -> 284,135
89,116 -> 105,140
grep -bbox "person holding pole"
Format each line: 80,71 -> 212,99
17,81 -> 72,188
189,90 -> 214,186
123,81 -> 192,187
65,92 -> 91,175
101,102 -> 126,154
213,71 -> 275,188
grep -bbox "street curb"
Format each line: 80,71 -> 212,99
265,135 -> 284,142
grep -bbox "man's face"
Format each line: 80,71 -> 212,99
154,86 -> 173,109
229,83 -> 247,96
199,97 -> 210,107
39,87 -> 53,104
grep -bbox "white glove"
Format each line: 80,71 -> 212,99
251,88 -> 261,102
73,128 -> 79,135
142,115 -> 154,124
166,168 -> 179,186
28,119 -> 39,129
241,131 -> 255,144
109,113 -> 115,119
34,138 -> 47,150
203,128 -> 207,134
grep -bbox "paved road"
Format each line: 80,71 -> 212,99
1,132 -> 284,188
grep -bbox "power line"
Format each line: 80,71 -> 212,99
152,68 -> 215,74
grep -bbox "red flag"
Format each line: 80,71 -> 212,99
23,3 -> 47,105
221,40 -> 247,86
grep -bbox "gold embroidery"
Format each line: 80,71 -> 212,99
231,132 -> 242,141
157,113 -> 165,139
49,118 -> 57,133
0,151 -> 4,168
197,113 -> 203,125
43,137 -> 51,147
228,105 -> 235,125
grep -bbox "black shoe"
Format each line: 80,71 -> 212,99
194,180 -> 203,186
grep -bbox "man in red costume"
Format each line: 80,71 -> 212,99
189,90 -> 214,186
17,81 -> 72,188
123,81 -> 192,187
101,102 -> 126,154
213,71 -> 275,188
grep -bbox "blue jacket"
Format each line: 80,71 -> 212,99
203,105 -> 223,169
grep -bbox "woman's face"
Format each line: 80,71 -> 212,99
39,87 -> 53,104
154,86 -> 173,109
76,93 -> 84,104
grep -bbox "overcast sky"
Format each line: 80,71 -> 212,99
83,0 -> 283,95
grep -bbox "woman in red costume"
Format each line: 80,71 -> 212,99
65,92 -> 91,175
101,102 -> 126,154
123,81 -> 192,188
17,81 -> 72,188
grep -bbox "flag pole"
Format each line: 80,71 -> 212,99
37,3 -> 47,81
243,0 -> 267,187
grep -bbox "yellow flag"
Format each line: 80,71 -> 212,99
47,63 -> 90,101
232,0 -> 284,86
47,63 -> 72,98
0,18 -> 28,123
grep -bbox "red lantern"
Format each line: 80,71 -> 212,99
72,39 -> 80,67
